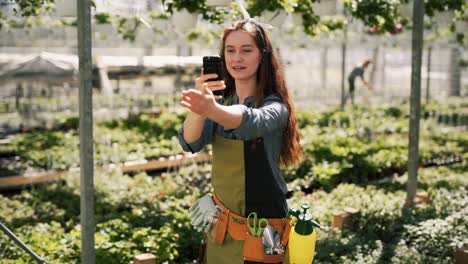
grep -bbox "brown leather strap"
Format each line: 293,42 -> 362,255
197,239 -> 207,263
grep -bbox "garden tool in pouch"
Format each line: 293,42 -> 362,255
262,225 -> 285,255
287,201 -> 322,264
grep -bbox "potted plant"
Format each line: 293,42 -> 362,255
313,0 -> 337,16
292,0 -> 320,36
163,0 -> 229,30
261,10 -> 288,28
425,0 -> 463,28
171,8 -> 199,34
53,0 -> 77,17
399,0 -> 413,19
163,0 -> 204,33
206,0 -> 231,6
344,0 -> 406,34
434,10 -> 454,28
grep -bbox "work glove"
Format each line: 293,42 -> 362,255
189,194 -> 219,233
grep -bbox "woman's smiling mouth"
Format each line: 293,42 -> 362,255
232,66 -> 247,71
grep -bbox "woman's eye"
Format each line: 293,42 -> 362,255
226,50 -> 235,53
243,50 -> 253,53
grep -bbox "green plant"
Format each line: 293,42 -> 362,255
163,0 -> 229,24
319,16 -> 347,32
314,231 -> 385,264
94,12 -> 112,24
403,209 -> 468,263
12,0 -> 56,17
344,0 -> 407,34
2,149 -> 467,263
425,0 -> 464,17
389,240 -> 424,264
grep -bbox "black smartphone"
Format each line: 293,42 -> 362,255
202,56 -> 224,96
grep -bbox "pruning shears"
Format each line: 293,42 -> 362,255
247,212 -> 269,237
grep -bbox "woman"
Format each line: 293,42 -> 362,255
178,19 -> 302,263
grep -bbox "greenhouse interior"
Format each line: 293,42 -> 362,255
0,0 -> 467,263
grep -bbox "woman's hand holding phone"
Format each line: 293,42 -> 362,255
195,68 -> 225,94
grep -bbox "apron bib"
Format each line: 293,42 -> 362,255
205,134 -> 288,264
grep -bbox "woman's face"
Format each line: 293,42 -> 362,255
224,30 -> 262,82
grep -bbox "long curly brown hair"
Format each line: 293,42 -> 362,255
219,19 -> 302,167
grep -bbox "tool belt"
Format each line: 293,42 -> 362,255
211,192 -> 292,263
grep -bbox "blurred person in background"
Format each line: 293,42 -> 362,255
178,19 -> 302,263
345,59 -> 372,105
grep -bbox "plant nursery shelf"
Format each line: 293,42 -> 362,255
0,153 -> 212,190
0,170 -> 68,190
120,152 -> 211,173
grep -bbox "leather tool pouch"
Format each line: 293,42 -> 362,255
242,232 -> 285,263
242,220 -> 291,263
211,193 -> 292,263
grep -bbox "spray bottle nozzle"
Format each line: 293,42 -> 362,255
287,201 -> 322,235
301,202 -> 310,215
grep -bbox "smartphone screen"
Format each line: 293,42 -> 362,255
202,56 -> 224,96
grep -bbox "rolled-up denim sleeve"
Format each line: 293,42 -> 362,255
232,95 -> 288,140
178,119 -> 214,153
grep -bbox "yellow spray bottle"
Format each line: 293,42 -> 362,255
287,202 -> 322,264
